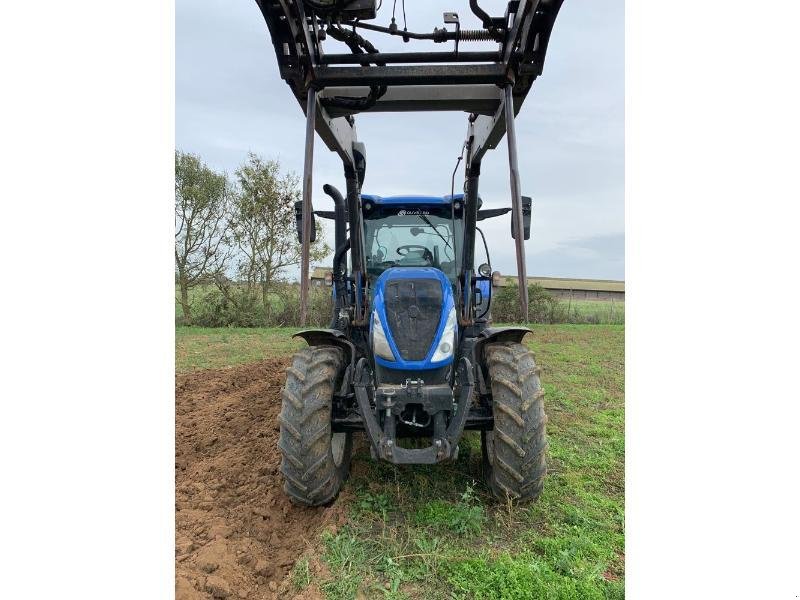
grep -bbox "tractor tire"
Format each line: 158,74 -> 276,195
482,341 -> 548,503
278,345 -> 352,506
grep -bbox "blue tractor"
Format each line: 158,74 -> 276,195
283,181 -> 543,506
253,0 -> 564,505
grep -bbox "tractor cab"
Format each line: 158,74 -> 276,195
362,194 -> 464,283
359,193 -> 509,388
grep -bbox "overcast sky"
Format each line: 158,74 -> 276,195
177,0 -> 624,280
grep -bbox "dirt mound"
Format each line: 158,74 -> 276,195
176,359 -> 346,599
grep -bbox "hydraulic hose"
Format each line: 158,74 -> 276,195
329,238 -> 351,328
469,0 -> 493,29
469,0 -> 503,41
343,20 -> 501,43
302,0 -> 345,14
322,26 -> 387,113
459,163 -> 481,327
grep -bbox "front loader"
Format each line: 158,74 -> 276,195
253,0 -> 564,505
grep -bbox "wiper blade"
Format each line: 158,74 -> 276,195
419,214 -> 451,250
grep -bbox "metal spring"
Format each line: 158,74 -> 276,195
459,29 -> 495,41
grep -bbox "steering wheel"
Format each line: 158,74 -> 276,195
397,244 -> 430,256
396,244 -> 434,264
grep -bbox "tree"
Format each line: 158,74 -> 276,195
175,150 -> 230,325
230,153 -> 329,311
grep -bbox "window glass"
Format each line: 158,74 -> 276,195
363,206 -> 462,281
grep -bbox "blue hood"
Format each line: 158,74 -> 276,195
371,267 -> 456,370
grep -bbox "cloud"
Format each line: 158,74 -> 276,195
527,233 -> 625,280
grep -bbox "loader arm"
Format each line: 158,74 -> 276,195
252,0 -> 564,325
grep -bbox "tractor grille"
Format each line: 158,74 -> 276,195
384,278 -> 443,361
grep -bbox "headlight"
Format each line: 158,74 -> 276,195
372,311 -> 395,361
431,306 -> 457,362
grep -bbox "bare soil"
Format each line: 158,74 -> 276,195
176,359 -> 346,599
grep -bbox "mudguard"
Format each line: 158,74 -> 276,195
293,329 -> 356,371
472,326 -> 532,364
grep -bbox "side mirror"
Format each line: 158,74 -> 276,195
294,200 -> 317,244
511,195 -> 532,241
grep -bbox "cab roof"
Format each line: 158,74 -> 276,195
361,194 -> 465,205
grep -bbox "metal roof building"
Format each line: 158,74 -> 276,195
311,268 -> 623,302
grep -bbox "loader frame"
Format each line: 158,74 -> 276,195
254,0 -> 564,467
254,0 -> 564,324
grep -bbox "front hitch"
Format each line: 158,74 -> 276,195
353,356 -> 474,464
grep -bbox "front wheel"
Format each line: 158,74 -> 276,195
278,346 -> 352,506
482,341 -> 548,503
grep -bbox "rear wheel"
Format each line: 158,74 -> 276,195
278,346 -> 352,506
482,341 -> 548,503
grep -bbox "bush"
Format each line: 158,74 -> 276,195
189,282 -> 333,328
179,279 -> 623,328
489,283 -> 625,325
270,283 -> 333,327
491,283 -> 569,324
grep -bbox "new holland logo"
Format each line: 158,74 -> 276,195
398,209 -> 430,216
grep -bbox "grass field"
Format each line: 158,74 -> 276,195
566,300 -> 624,325
176,325 -> 624,598
175,326 -> 304,371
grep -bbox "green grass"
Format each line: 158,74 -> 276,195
564,300 -> 624,325
291,557 -> 312,592
175,326 -> 303,372
175,324 -> 625,597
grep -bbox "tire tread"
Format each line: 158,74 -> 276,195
278,346 -> 350,506
484,341 -> 548,503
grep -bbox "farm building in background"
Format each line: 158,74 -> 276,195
495,275 -> 624,302
310,268 -> 624,302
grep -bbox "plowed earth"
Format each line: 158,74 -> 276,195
176,359 -> 346,600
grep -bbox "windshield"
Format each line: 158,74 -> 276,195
363,205 -> 462,281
